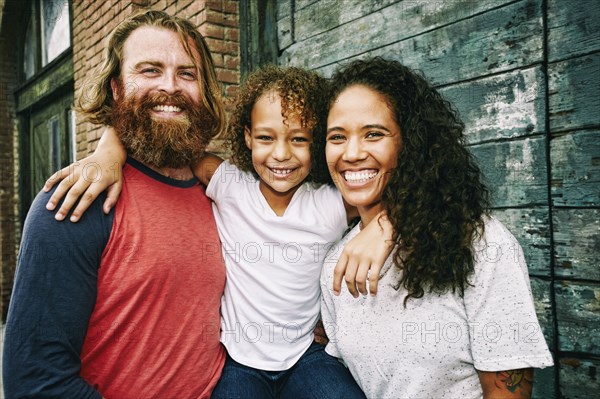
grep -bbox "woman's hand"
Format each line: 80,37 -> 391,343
44,155 -> 123,222
333,212 -> 394,297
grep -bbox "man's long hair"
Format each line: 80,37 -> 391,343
75,9 -> 225,139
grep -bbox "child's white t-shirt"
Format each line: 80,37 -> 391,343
206,161 -> 348,371
321,216 -> 554,399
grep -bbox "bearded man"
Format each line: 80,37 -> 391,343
3,10 -> 227,399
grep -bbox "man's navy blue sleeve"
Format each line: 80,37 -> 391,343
3,187 -> 114,398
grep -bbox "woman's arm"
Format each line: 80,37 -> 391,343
44,126 -> 126,222
333,209 -> 394,297
478,368 -> 534,399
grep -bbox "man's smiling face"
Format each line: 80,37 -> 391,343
109,26 -> 213,169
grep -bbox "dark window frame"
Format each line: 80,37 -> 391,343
239,0 -> 279,79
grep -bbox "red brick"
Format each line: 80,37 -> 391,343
225,27 -> 239,42
224,54 -> 239,70
206,10 -> 238,27
216,68 -> 239,84
205,38 -> 238,56
205,24 -> 225,39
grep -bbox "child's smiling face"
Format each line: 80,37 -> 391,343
245,91 -> 313,209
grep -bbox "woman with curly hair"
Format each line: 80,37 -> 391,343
43,64 -> 388,398
320,57 -> 553,399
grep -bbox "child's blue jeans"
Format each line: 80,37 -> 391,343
210,342 -> 366,399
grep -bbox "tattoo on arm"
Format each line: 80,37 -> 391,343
495,369 -> 533,397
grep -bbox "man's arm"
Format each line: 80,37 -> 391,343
3,188 -> 113,398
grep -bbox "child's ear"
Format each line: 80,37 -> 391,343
244,126 -> 252,150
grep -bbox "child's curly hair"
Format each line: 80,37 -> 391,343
225,65 -> 332,184
328,57 -> 491,304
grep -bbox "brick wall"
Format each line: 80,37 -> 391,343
72,0 -> 239,157
0,0 -> 22,320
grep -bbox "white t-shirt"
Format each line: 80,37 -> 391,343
206,161 -> 348,370
321,216 -> 553,399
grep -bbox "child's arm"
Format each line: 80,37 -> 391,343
333,209 -> 394,298
44,126 -> 225,222
192,153 -> 224,187
44,126 -> 126,222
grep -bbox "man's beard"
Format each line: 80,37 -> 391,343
110,91 -> 214,169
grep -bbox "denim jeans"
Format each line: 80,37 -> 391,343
210,342 -> 366,399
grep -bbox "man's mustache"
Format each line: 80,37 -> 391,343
136,93 -> 194,113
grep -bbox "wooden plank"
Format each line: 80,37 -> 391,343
559,357 -> 600,399
16,55 -> 74,112
529,278 -> 556,399
289,0 -> 543,86
295,0 -> 319,11
555,280 -> 600,354
493,207 -> 551,277
528,279 -> 556,399
547,0 -> 600,62
440,66 -> 546,144
532,366 -> 557,399
529,278 -> 555,345
471,137 -> 548,207
294,0 -> 399,41
276,0 -> 293,50
548,53 -> 600,133
278,15 -> 293,50
551,130 -> 600,207
277,0 -> 291,20
553,209 -> 600,281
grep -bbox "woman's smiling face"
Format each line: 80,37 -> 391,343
326,85 -> 402,225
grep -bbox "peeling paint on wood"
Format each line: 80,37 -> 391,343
532,366 -> 557,399
471,137 -> 548,207
553,209 -> 600,281
278,16 -> 293,50
548,0 -> 600,62
551,130 -> 600,207
559,357 -> 600,399
529,278 -> 555,344
441,66 -> 546,144
548,53 -> 600,133
555,281 -> 600,354
283,0 -> 537,84
277,0 -> 291,20
294,0 -> 399,42
493,208 -> 551,277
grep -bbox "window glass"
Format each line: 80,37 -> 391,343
23,17 -> 36,79
41,0 -> 70,66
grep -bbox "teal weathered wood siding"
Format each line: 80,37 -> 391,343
274,0 -> 599,397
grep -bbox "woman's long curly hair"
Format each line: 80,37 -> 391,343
225,65 -> 332,185
328,57 -> 490,303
